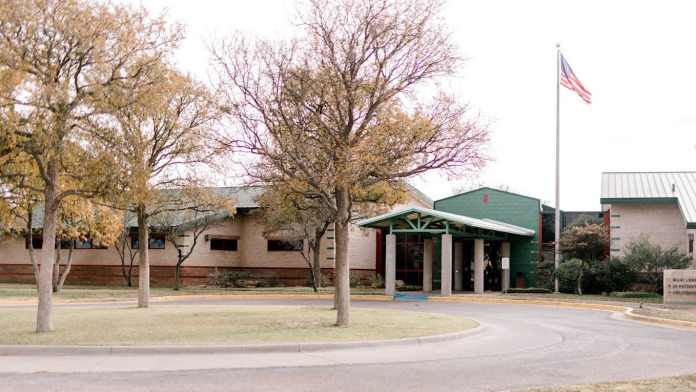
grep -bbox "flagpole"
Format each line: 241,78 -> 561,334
554,43 -> 561,294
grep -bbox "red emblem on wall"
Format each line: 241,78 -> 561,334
482,193 -> 489,204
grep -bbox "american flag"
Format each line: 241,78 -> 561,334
560,54 -> 591,104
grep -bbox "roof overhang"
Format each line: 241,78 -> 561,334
357,207 -> 535,238
600,197 -> 678,205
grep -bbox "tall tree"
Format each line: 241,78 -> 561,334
102,69 -> 219,307
0,0 -> 183,331
212,0 -> 488,325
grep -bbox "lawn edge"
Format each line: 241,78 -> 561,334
624,308 -> 696,329
0,322 -> 482,356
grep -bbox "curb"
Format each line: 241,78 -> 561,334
156,293 -> 393,303
428,296 -> 627,313
0,323 -> 482,357
0,294 -> 394,307
623,308 -> 696,329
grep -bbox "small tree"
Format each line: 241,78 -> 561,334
0,159 -> 43,283
52,198 -> 122,292
559,222 -> 608,295
259,186 -> 334,292
622,235 -> 691,293
152,191 -> 235,291
113,213 -> 139,287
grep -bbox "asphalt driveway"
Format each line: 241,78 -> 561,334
1,298 -> 695,391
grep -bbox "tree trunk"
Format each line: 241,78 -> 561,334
334,186 -> 351,327
26,208 -> 40,284
305,242 -> 318,293
174,264 -> 181,290
36,182 -> 58,333
128,256 -> 134,287
53,240 -> 62,292
56,245 -> 73,292
312,229 -> 323,290
137,205 -> 150,308
577,263 -> 584,296
174,250 -> 182,291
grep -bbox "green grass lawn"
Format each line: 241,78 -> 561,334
529,373 -> 696,391
0,283 -> 384,302
0,305 -> 477,346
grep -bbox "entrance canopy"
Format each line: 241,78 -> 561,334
358,206 -> 535,239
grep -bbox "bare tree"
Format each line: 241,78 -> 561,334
153,195 -> 234,290
259,186 -> 334,292
212,0 -> 488,326
113,214 -> 139,287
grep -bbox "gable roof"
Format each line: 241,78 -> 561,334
404,183 -> 433,207
358,206 -> 535,237
600,171 -> 696,224
434,186 -> 541,205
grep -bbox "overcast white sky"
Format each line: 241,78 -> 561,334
130,0 -> 696,211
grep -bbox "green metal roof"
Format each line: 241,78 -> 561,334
601,172 -> 696,224
357,206 -> 535,237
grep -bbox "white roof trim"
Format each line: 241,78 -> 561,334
357,207 -> 535,237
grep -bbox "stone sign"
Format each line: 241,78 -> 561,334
664,269 -> 696,305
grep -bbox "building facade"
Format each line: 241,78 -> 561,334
361,187 -> 543,294
0,186 -> 432,287
601,171 -> 696,263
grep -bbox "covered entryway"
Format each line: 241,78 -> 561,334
358,207 -> 535,296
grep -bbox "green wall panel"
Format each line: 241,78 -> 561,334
433,188 -> 541,287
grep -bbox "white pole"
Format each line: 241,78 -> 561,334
554,43 -> 561,294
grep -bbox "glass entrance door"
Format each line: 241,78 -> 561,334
395,234 -> 423,287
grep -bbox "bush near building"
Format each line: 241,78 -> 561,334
621,235 -> 691,294
549,235 -> 690,295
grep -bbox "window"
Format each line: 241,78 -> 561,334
57,239 -> 74,249
267,239 -> 303,251
689,233 -> 694,254
149,234 -> 166,249
131,234 -> 166,249
210,238 -> 238,251
74,239 -> 93,249
25,236 -> 43,249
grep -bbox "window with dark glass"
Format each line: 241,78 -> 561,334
56,239 -> 74,249
25,236 -> 43,249
130,234 -> 166,249
689,233 -> 694,254
267,239 -> 303,251
74,239 -> 93,249
210,238 -> 238,251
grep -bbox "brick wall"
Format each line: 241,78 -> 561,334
608,202 -> 688,258
0,211 -> 379,286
